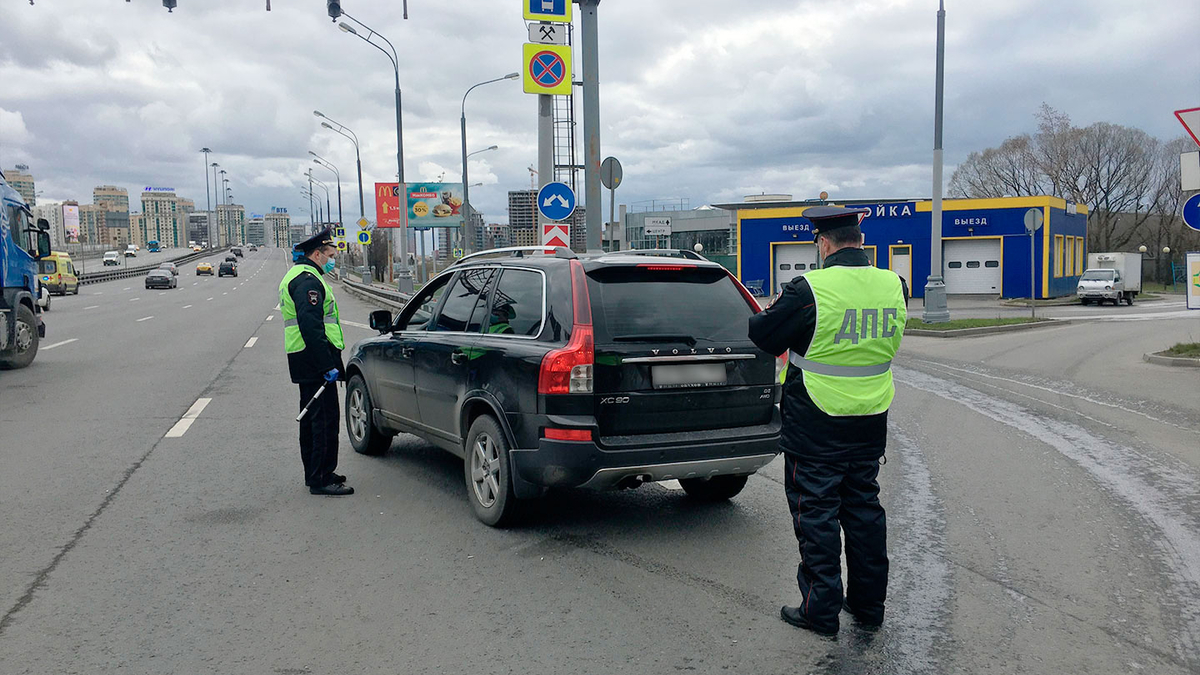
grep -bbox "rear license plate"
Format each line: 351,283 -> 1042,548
651,363 -> 727,389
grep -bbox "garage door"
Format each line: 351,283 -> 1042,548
944,239 -> 1002,294
774,243 -> 818,294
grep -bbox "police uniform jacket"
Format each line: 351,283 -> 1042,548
748,247 -> 909,462
286,257 -> 345,384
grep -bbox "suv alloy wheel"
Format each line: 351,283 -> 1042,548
346,374 -> 394,455
464,415 -> 517,527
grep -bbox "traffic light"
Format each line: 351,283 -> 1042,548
327,1 -> 342,20
162,0 -> 176,11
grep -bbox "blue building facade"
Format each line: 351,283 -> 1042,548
728,197 -> 1088,299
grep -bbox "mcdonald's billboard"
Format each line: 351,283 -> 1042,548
375,182 -> 404,229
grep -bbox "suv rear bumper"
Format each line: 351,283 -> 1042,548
509,412 -> 781,490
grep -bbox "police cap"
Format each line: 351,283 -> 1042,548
804,206 -> 869,235
294,226 -> 336,253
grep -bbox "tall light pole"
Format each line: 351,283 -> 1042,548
218,170 -> 228,206
308,171 -> 332,229
338,14 -> 412,293
302,189 -> 324,224
923,0 -> 950,323
464,145 -> 499,252
310,152 -> 343,228
200,148 -> 212,223
461,73 -> 518,253
315,111 -> 364,224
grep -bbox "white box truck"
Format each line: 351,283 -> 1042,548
1078,252 -> 1141,306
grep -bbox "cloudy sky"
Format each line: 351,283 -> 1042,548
0,0 -> 1197,226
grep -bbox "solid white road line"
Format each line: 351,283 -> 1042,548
244,337 -> 258,348
94,292 -> 103,295
164,398 -> 211,438
342,320 -> 371,330
266,315 -> 274,321
159,292 -> 166,296
41,338 -> 78,350
183,304 -> 192,309
123,287 -> 130,291
130,297 -> 140,302
84,305 -> 99,310
137,316 -> 154,322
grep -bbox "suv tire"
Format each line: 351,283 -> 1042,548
346,374 -> 394,456
679,475 -> 749,501
464,415 -> 518,527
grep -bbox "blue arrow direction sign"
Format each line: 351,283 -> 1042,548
1184,193 -> 1200,232
537,181 -> 576,221
357,230 -> 372,245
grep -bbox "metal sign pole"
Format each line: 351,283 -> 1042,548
580,0 -> 602,252
1030,230 -> 1036,320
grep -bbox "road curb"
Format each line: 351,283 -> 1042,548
1142,352 -> 1200,368
906,320 -> 1069,338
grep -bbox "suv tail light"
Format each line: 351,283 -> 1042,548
539,259 -> 594,394
726,270 -> 763,311
543,428 -> 592,441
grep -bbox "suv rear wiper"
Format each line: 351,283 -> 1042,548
612,334 -> 696,347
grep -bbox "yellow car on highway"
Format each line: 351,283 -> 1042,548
196,262 -> 214,276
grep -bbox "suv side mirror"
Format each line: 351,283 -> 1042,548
369,310 -> 393,333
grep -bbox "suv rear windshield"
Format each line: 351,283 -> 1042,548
39,260 -> 57,274
587,265 -> 755,343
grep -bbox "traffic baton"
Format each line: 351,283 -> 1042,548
296,382 -> 328,422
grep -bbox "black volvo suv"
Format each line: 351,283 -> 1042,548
345,248 -> 781,526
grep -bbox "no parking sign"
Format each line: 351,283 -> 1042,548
523,43 -> 571,96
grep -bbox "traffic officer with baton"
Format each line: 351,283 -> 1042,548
279,227 -> 353,496
748,206 -> 908,636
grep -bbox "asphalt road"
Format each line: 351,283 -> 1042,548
72,247 -> 194,273
1,253 -> 1198,674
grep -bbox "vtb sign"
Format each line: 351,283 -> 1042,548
375,183 -> 403,229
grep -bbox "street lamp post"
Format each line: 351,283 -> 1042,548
461,73 -> 518,253
200,148 -> 212,219
922,0 -> 950,323
310,152 -> 343,229
338,15 -> 412,293
464,145 -> 499,253
309,172 -> 332,229
315,112 -> 364,224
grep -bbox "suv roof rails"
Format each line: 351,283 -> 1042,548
453,246 -> 577,266
598,248 -> 707,261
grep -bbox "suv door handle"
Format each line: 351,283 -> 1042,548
401,346 -> 415,358
450,351 -> 467,365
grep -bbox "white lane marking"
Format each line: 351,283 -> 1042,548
123,287 -> 130,291
207,297 -> 213,301
41,338 -> 78,350
159,292 -> 166,296
164,397 -> 211,438
223,292 -> 228,296
274,303 -> 280,310
129,297 -> 140,302
183,304 -> 192,309
244,337 -> 258,348
84,305 -> 99,310
266,315 -> 274,321
94,292 -> 103,295
137,316 -> 154,322
658,480 -> 683,491
193,282 -> 198,286
342,320 -> 371,330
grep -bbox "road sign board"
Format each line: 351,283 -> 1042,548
1023,208 -> 1044,234
336,240 -> 347,251
334,227 -> 346,239
453,248 -> 464,259
356,217 -> 370,230
542,223 -> 569,250
523,0 -> 570,23
1175,107 -> 1200,148
537,181 -> 576,221
523,43 -> 572,96
375,182 -> 404,228
645,216 -> 672,236
528,22 -> 567,44
357,230 -> 372,245
1183,193 -> 1200,232
601,156 -> 623,190
1182,152 -> 1200,193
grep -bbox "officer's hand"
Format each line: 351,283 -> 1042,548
323,368 -> 340,383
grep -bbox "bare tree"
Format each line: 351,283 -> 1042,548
949,135 -> 1045,198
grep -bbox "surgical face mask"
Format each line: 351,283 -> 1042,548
323,259 -> 336,274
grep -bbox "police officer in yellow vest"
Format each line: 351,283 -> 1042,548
749,206 -> 907,636
280,228 -> 353,496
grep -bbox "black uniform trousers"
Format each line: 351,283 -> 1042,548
784,452 -> 888,631
298,381 -> 340,487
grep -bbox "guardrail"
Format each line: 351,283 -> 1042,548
336,275 -> 411,311
78,247 -> 232,285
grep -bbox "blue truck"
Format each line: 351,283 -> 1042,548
1,171 -> 52,369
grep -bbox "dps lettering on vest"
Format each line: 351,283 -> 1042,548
790,266 -> 905,417
279,265 -> 345,353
